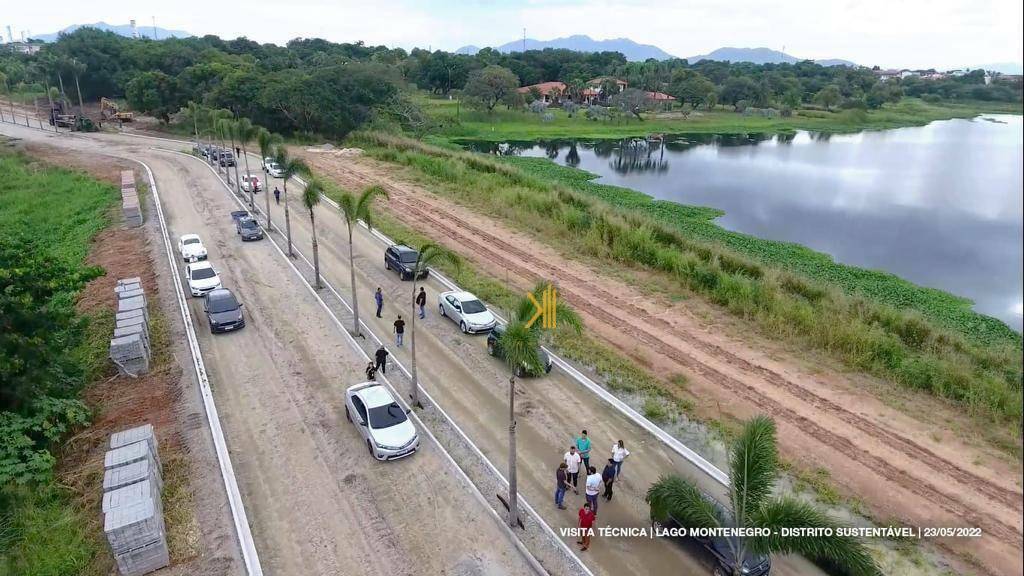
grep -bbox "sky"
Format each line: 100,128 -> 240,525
5,0 -> 1023,70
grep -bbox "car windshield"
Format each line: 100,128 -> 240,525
183,238 -> 200,245
208,294 -> 239,313
240,220 -> 258,230
367,402 -> 408,429
192,267 -> 217,280
461,299 -> 487,314
398,251 -> 419,264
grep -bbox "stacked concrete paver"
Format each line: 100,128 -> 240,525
110,278 -> 151,376
121,170 -> 143,227
102,424 -> 169,576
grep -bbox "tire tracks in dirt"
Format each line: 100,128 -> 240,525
319,159 -> 1023,551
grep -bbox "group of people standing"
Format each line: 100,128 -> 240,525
363,286 -> 428,379
557,430 -> 630,551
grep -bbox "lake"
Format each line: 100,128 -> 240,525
467,116 -> 1024,331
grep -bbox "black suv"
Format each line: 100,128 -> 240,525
219,151 -> 236,167
487,324 -> 553,377
204,288 -> 245,333
655,495 -> 772,576
384,245 -> 428,280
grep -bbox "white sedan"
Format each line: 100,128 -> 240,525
345,382 -> 419,460
185,261 -> 221,297
177,234 -> 208,262
438,290 -> 497,334
240,174 -> 262,193
265,160 -> 284,178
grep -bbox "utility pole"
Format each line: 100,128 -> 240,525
522,28 -> 526,53
152,17 -> 158,40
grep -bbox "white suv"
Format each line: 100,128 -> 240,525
177,234 -> 208,262
185,261 -> 222,297
345,382 -> 419,460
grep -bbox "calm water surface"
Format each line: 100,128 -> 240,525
471,116 -> 1024,331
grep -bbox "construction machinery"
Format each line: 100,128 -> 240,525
101,97 -> 134,123
39,98 -> 96,132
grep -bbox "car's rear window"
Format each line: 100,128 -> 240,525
462,299 -> 487,314
368,402 -> 408,429
192,267 -> 216,280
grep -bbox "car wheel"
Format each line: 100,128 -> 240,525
385,261 -> 390,270
345,406 -> 351,422
487,341 -> 496,356
367,440 -> 375,457
516,366 -> 525,378
460,321 -> 468,334
439,304 -> 446,317
713,567 -> 727,576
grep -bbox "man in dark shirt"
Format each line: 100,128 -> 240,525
374,345 -> 389,375
555,462 -> 571,510
415,287 -> 427,319
394,315 -> 406,346
602,458 -> 617,501
374,287 -> 384,318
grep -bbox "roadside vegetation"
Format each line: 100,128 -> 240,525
0,151 -> 117,574
345,131 -> 1024,443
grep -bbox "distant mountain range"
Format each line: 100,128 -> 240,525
32,22 -> 191,42
456,35 -> 855,66
456,35 -> 674,61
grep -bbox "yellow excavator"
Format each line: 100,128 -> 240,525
101,97 -> 134,123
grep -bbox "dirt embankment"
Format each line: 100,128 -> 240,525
300,151 -> 1024,576
22,143 -> 239,576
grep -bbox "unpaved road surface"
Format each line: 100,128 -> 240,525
300,151 -> 1024,576
0,123 -> 535,576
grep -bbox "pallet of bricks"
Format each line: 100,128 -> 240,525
102,424 -> 170,575
110,277 -> 151,376
121,170 -> 142,227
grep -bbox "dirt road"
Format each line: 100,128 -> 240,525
0,123 -> 536,576
299,150 -> 1024,576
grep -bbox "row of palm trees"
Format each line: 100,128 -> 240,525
181,103 -> 878,573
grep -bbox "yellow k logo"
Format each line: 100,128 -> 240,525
525,285 -> 557,329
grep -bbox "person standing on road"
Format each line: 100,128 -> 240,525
601,458 -> 617,501
394,315 -> 406,347
611,439 -> 630,479
577,502 -> 596,552
374,287 -> 384,318
555,462 -> 571,510
374,345 -> 389,375
273,186 -> 281,205
564,446 -> 582,492
365,361 -> 377,381
585,466 -> 602,512
576,430 -> 592,471
415,287 -> 427,319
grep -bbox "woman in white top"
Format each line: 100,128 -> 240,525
611,440 -> 630,479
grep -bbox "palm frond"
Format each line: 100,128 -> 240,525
302,179 -> 323,211
514,281 -> 583,335
730,415 -> 778,527
497,320 -> 545,376
355,185 -> 389,228
415,243 -> 461,275
645,474 -> 723,529
336,192 -> 358,223
751,497 -> 881,576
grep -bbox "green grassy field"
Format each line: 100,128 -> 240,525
419,95 -> 1022,141
347,131 -> 1023,447
0,151 -> 117,576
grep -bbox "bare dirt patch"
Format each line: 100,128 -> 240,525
301,150 -> 1023,576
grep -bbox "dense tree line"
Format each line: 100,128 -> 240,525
1,28 -> 1019,138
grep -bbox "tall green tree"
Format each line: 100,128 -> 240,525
301,178 -> 324,289
336,185 -> 389,336
257,128 -> 281,230
235,117 -> 259,208
646,416 -> 881,576
407,244 -> 460,407
462,65 -> 520,112
814,85 -> 842,111
272,148 -> 309,257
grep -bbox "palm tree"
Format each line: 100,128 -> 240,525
273,148 -> 309,258
301,178 -> 325,289
185,101 -> 203,155
646,416 -> 881,576
227,118 -> 243,192
216,118 -> 234,185
235,118 -> 259,209
257,128 -> 280,230
336,185 -> 389,335
497,282 -> 583,528
407,243 -> 460,407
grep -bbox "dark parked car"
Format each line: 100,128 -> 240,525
655,495 -> 772,576
204,288 -> 245,333
384,245 -> 428,280
236,216 -> 264,241
231,210 -> 251,224
487,324 -> 552,376
219,151 -> 236,167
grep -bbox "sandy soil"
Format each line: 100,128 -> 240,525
0,124 -> 535,576
298,151 -> 1024,576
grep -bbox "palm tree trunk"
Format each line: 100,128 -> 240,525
241,143 -> 254,209
508,374 -> 519,528
283,181 -> 293,257
409,281 -> 420,407
310,210 -> 321,289
231,135 -> 241,194
264,165 -> 272,231
347,223 -> 360,335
